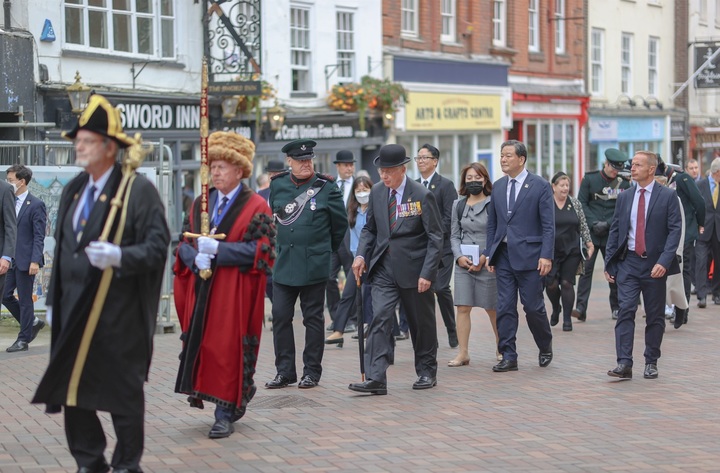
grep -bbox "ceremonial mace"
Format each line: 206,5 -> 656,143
183,57 -> 226,280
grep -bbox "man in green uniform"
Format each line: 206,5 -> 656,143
573,148 -> 631,321
266,139 -> 348,389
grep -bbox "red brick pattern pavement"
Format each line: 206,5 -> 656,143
2,271 -> 720,472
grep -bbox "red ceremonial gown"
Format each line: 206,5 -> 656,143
174,187 -> 275,416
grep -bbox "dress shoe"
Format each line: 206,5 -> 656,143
77,466 -> 110,473
265,374 -> 296,389
344,323 -> 357,333
562,323 -> 572,332
324,336 -> 344,347
571,308 -> 587,322
448,330 -> 459,348
643,363 -> 658,379
31,319 -> 45,342
698,297 -> 707,308
395,331 -> 409,341
550,307 -> 560,326
607,363 -> 632,379
492,359 -> 518,372
673,309 -> 686,329
538,349 -> 553,367
714,295 -> 720,305
447,358 -> 470,367
611,309 -> 619,320
112,469 -> 142,473
6,339 -> 28,352
348,379 -> 387,395
298,374 -> 319,389
412,376 -> 437,389
208,418 -> 234,439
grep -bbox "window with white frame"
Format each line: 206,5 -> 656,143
621,32 -> 633,95
336,11 -> 355,82
401,0 -> 418,37
648,36 -> 659,96
64,0 -> 175,58
591,28 -> 604,95
441,0 -> 456,42
290,6 -> 311,93
493,0 -> 506,46
528,0 -> 540,52
699,0 -> 708,23
555,0 -> 565,54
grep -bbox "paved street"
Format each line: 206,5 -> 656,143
1,267 -> 720,473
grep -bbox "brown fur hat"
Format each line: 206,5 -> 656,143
208,131 -> 255,178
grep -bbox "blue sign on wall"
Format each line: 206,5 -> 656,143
589,117 -> 664,143
40,19 -> 56,42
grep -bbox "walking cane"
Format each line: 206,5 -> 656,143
356,278 -> 365,382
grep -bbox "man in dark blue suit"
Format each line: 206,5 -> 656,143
605,151 -> 681,380
485,140 -> 555,372
5,165 -> 42,352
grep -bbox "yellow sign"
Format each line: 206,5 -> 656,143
405,92 -> 502,131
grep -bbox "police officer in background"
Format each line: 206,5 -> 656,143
266,139 -> 348,389
572,148 -> 631,321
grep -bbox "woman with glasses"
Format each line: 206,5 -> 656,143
448,162 -> 500,366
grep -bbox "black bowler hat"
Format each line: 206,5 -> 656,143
334,150 -> 356,164
62,94 -> 136,148
281,139 -> 316,160
265,160 -> 286,172
373,144 -> 411,168
604,148 -> 628,170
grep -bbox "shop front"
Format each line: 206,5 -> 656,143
509,89 -> 589,186
588,113 -> 669,172
690,127 -> 720,172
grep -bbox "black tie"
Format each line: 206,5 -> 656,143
423,180 -> 429,188
508,179 -> 517,214
339,180 -> 345,194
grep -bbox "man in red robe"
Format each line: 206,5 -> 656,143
174,131 -> 275,439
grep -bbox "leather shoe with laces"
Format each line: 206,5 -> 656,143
208,418 -> 234,439
31,319 -> 45,342
412,376 -> 437,390
6,340 -> 28,352
698,297 -> 707,308
607,363 -> 632,379
348,379 -> 387,395
76,466 -> 110,473
539,349 -> 553,368
265,374 -> 296,389
492,359 -> 518,372
643,363 -> 658,379
298,375 -> 318,389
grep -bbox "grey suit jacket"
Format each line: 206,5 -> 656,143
357,177 -> 443,288
0,180 -> 17,261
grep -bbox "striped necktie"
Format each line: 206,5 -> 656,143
389,189 -> 397,230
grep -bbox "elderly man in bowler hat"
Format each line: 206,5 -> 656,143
349,144 -> 443,395
266,139 -> 347,389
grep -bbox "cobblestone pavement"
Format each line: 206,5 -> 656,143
1,269 -> 719,472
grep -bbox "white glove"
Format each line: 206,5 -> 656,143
197,236 -> 219,255
45,306 -> 52,327
194,253 -> 214,270
85,241 -> 122,270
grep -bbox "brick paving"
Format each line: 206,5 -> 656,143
1,268 -> 720,472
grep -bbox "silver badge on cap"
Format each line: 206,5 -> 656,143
300,145 -> 307,150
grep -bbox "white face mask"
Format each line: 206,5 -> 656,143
355,191 -> 370,204
9,182 -> 18,194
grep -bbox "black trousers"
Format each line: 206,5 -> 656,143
64,406 -> 144,472
272,280 -> 326,381
433,253 -> 456,335
325,249 -> 353,321
575,244 -> 619,314
695,232 -> 720,299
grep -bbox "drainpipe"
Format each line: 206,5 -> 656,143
3,0 -> 11,31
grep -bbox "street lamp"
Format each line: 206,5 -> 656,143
221,96 -> 241,120
66,71 -> 92,115
267,100 -> 286,131
382,111 -> 394,128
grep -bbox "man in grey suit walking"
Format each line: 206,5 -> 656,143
349,144 -> 443,395
485,140 -> 555,372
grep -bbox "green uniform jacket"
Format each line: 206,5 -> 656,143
672,171 -> 705,244
270,172 -> 348,286
577,169 -> 631,247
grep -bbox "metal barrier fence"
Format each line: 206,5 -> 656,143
0,140 -> 176,332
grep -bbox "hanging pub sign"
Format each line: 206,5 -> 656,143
695,43 -> 720,89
